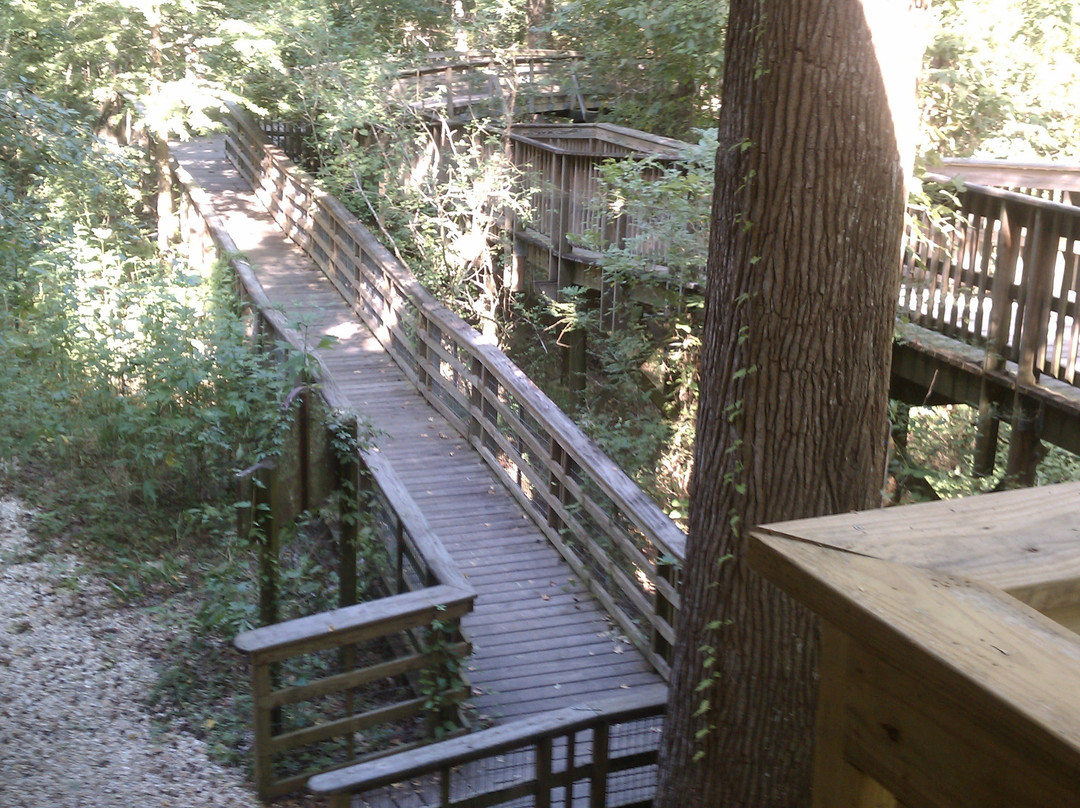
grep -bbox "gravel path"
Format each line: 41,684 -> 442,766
0,497 -> 266,808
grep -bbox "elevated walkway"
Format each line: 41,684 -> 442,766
173,136 -> 663,722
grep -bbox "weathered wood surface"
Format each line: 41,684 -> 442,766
755,479 -> 1080,609
221,103 -> 686,680
934,158 -> 1080,195
170,137 -> 663,727
749,482 -> 1080,808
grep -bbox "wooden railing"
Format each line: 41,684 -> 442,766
172,152 -> 476,801
508,124 -> 696,296
223,102 -> 688,680
900,178 -> 1080,387
935,158 -> 1080,203
389,50 -> 597,121
308,685 -> 668,808
749,482 -> 1080,807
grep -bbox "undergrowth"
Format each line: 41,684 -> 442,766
0,87 -> 351,772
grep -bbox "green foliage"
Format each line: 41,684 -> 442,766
920,0 -> 1080,159
420,614 -> 468,739
548,0 -> 727,139
890,404 -> 1080,502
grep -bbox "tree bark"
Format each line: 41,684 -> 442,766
654,2 -> 920,806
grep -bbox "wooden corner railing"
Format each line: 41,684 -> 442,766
749,482 -> 1080,807
308,684 -> 669,808
900,176 -> 1080,388
171,152 -> 476,801
222,101 -> 687,681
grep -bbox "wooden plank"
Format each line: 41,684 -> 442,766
755,481 -> 1080,610
263,642 -> 470,709
268,696 -> 429,755
748,534 -> 1080,778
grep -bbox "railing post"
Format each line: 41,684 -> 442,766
652,561 -> 678,666
469,357 -> 484,442
974,201 -> 1023,476
548,439 -> 566,532
590,722 -> 609,808
335,420 -> 360,763
298,382 -> 311,511
536,737 -> 553,808
338,421 -> 360,609
1016,207 -> 1059,386
395,517 -> 407,592
555,153 -> 572,290
249,461 -> 280,628
251,654 -> 274,801
418,312 -> 431,391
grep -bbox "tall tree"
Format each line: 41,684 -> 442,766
654,2 -> 924,806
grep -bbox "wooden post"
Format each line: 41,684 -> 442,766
548,439 -> 567,532
418,313 -> 431,391
589,722 -> 609,808
336,421 -> 360,764
975,202 -> 1022,476
252,462 -> 280,629
298,383 -> 311,511
972,395 -> 1000,478
812,625 -> 897,808
1016,208 -> 1058,387
1004,394 -> 1045,488
536,737 -> 553,808
469,357 -> 484,443
396,517 -> 407,593
564,324 -> 587,404
251,656 -> 275,802
338,420 -> 360,610
652,561 -> 678,666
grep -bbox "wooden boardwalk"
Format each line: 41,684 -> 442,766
171,137 -> 664,728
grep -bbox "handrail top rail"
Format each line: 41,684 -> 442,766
934,158 -> 1080,193
234,583 -> 475,656
925,171 -> 1080,219
308,683 -> 669,795
396,49 -> 584,75
227,101 -> 688,563
509,122 -> 690,158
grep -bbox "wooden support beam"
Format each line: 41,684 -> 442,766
972,387 -> 1000,478
1004,393 -> 1045,488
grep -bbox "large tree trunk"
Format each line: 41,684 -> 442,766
654,2 -> 922,806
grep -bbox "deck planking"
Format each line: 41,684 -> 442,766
171,138 -> 663,739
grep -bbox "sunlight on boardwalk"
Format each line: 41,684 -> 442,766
170,137 -> 664,731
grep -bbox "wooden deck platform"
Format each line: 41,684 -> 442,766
171,137 -> 663,728
750,482 -> 1080,807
